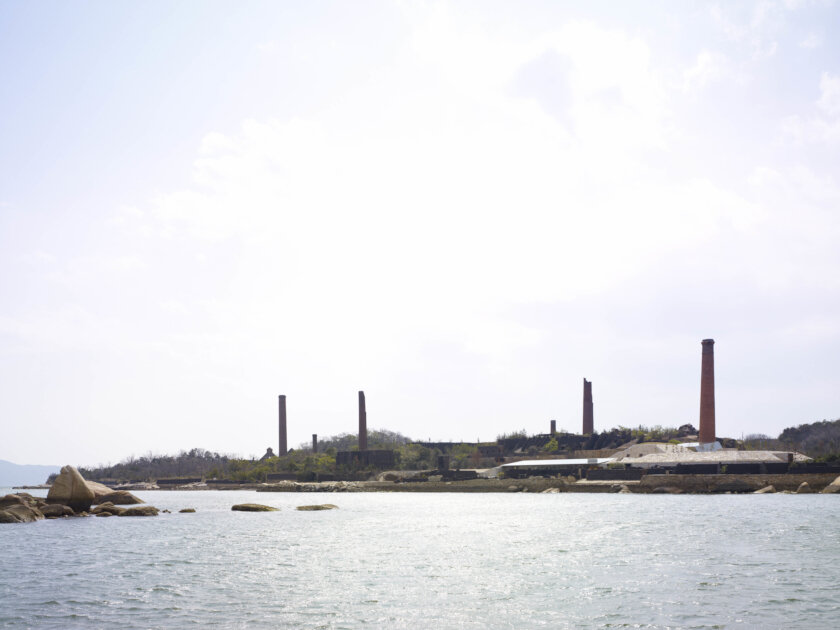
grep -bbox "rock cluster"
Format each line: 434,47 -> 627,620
296,504 -> 338,511
46,466 -> 96,512
2,465 -> 158,524
0,494 -> 47,523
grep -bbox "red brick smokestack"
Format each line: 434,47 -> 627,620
582,379 -> 594,434
699,339 -> 716,444
278,395 -> 287,456
358,390 -> 367,451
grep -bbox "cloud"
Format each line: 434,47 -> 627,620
683,50 -> 729,93
781,71 -> 840,144
817,71 -> 840,116
799,32 -> 823,48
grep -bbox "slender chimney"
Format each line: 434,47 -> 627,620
582,379 -> 594,434
699,339 -> 716,444
312,434 -> 318,453
278,395 -> 287,456
550,419 -> 557,435
358,390 -> 367,451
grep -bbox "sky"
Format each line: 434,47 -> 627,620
2,0 -> 839,467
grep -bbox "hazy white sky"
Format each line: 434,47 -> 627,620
2,1 -> 839,466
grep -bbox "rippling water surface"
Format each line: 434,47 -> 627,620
1,489 -> 839,629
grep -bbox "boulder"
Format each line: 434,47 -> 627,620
231,503 -> 279,512
179,508 -> 196,513
85,480 -> 113,501
94,491 -> 143,505
296,504 -> 338,511
41,504 -> 75,518
0,503 -> 44,523
796,482 -> 813,494
47,466 -> 96,512
91,502 -> 125,516
754,485 -> 776,494
541,487 -> 560,494
119,505 -> 159,517
820,475 -> 840,494
0,494 -> 27,509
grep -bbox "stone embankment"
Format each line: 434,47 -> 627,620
256,473 -> 840,494
639,473 -> 839,494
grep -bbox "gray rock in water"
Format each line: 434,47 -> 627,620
796,482 -> 814,494
179,508 -> 196,513
754,485 -> 776,494
296,504 -> 338,511
231,503 -> 278,512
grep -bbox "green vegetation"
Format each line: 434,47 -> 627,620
72,417 -> 840,485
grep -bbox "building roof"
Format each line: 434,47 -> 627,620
612,444 -> 809,467
501,458 -> 615,468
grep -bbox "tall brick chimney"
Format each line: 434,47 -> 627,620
358,390 -> 367,451
550,419 -> 556,435
699,339 -> 716,444
312,434 -> 318,453
582,379 -> 594,434
278,395 -> 287,456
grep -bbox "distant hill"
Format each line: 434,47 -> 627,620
0,460 -> 60,487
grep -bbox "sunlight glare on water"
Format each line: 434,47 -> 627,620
1,490 -> 839,629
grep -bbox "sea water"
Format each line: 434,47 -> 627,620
1,488 -> 838,629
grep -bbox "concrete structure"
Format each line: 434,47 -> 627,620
582,379 -> 594,434
312,434 -> 318,453
278,395 -> 288,456
699,339 -> 716,444
358,390 -> 368,451
611,442 -> 809,469
550,420 -> 556,435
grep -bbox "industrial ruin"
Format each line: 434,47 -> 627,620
264,338 -> 837,484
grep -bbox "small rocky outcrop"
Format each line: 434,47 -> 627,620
41,504 -> 75,518
119,505 -> 159,517
47,466 -> 96,512
231,503 -> 278,512
754,485 -> 776,494
820,475 -> 840,494
94,491 -> 143,505
796,482 -> 813,494
179,508 -> 196,513
296,504 -> 338,511
92,502 -> 126,516
0,502 -> 44,523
